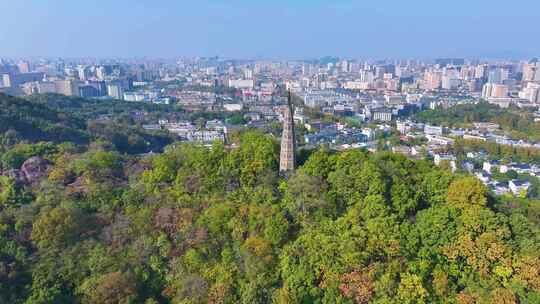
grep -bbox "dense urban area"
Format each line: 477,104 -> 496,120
0,56 -> 539,303
2,57 -> 539,197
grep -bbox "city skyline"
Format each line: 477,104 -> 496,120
1,0 -> 539,59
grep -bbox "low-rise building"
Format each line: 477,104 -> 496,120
228,79 -> 254,89
509,180 -> 531,197
223,103 -> 243,112
426,134 -> 454,145
483,161 -> 500,174
493,182 -> 511,196
424,124 -> 444,135
372,108 -> 393,122
434,154 -> 457,172
392,146 -> 412,155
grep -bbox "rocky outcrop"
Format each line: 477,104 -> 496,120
20,157 -> 51,187
4,169 -> 27,186
1,157 -> 51,187
67,176 -> 88,193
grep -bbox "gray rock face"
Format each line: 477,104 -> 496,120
20,157 -> 50,186
4,169 -> 26,186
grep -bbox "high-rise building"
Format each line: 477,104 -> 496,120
37,82 -> 57,94
523,59 -> 540,82
17,61 -> 30,73
519,82 -> 540,103
96,66 -> 107,80
435,58 -> 465,66
488,68 -> 508,84
475,64 -> 488,79
107,83 -> 124,100
460,66 -> 475,80
340,60 -> 349,73
85,80 -> 107,96
79,85 -> 100,98
1,72 -> 44,88
467,79 -> 482,92
482,83 -> 508,99
360,70 -> 374,83
492,84 -> 509,98
77,66 -> 90,81
424,71 -> 442,90
55,80 -> 80,96
1,74 -> 9,88
375,64 -> 395,79
279,92 -> 296,173
442,75 -> 459,90
244,68 -> 253,79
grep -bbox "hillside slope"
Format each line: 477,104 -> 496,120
0,93 -> 173,154
0,93 -> 89,144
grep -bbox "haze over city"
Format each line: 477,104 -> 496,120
1,0 -> 539,59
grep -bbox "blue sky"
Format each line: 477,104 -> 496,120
1,0 -> 539,59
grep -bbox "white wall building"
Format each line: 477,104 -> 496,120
228,79 -> 254,89
509,180 -> 530,196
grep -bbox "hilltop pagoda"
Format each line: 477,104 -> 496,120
279,91 -> 296,173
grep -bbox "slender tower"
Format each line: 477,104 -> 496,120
279,91 -> 296,173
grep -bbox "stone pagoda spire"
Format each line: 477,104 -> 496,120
279,91 -> 296,173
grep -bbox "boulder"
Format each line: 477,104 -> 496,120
20,156 -> 50,186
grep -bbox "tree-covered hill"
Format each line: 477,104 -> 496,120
0,93 -> 89,145
0,93 -> 174,156
25,93 -> 182,121
414,102 -> 540,141
0,128 -> 538,303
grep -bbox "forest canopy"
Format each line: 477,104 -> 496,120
0,94 -> 539,304
0,93 -> 174,155
414,102 -> 540,142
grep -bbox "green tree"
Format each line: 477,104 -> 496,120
31,207 -> 87,249
447,176 -> 488,208
397,273 -> 428,304
282,172 -> 330,225
79,272 -> 137,304
0,176 -> 17,207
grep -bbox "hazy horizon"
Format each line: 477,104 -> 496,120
1,0 -> 539,59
